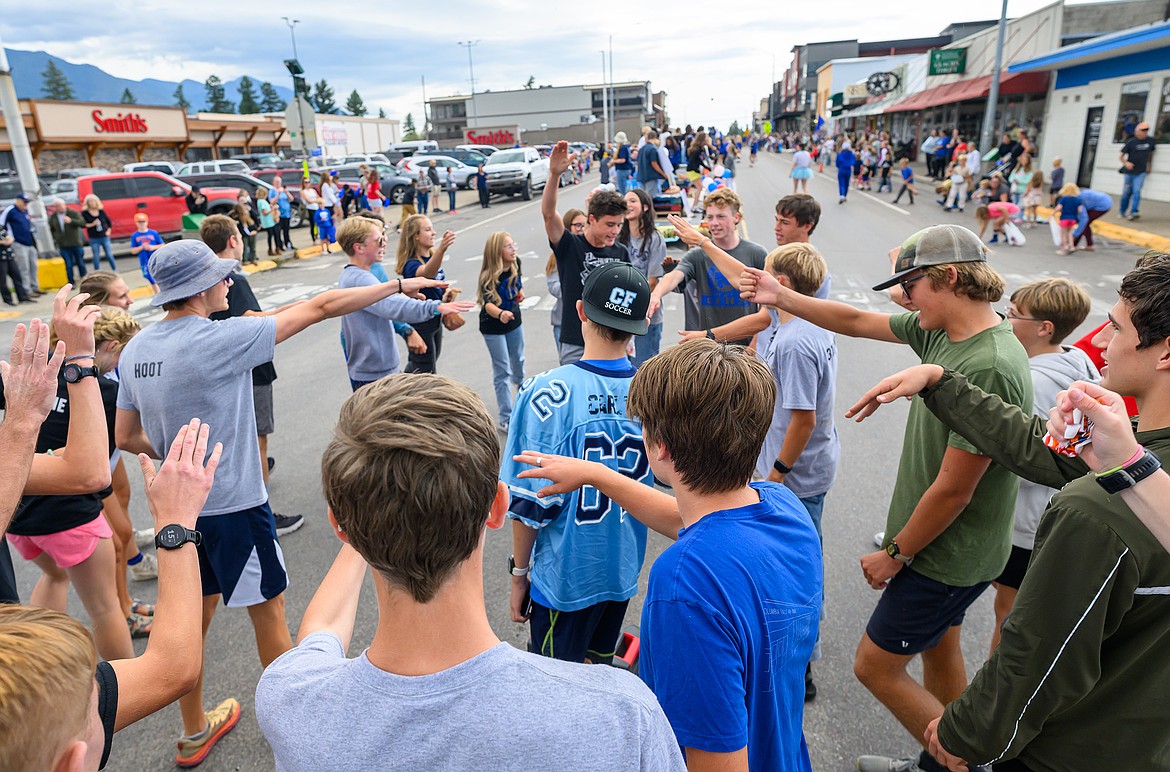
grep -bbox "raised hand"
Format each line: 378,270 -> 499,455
51,285 -> 101,356
666,214 -> 705,247
138,418 -> 223,531
549,141 -> 576,176
739,266 -> 781,306
438,300 -> 477,316
401,277 -> 449,300
1,319 -> 66,427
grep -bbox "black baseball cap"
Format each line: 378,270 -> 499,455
582,262 -> 650,336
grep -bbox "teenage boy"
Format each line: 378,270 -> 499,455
648,188 -> 767,345
845,254 -> 1170,772
337,216 -> 473,391
543,140 -> 631,364
114,239 -> 447,767
500,263 -> 654,665
514,338 -> 823,771
742,223 -> 1031,772
255,374 -> 685,772
128,213 -> 164,294
990,279 -> 1098,652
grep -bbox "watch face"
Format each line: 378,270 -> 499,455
62,363 -> 81,383
158,526 -> 182,548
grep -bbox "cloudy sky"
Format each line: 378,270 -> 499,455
3,0 -> 1072,130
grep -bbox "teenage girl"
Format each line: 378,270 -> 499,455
619,189 -> 665,367
396,214 -> 455,372
477,231 -> 525,433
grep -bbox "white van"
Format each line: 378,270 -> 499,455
123,161 -> 180,175
388,140 -> 439,154
177,159 -> 251,175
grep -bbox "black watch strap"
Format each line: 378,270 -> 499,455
155,524 -> 202,550
1095,450 -> 1162,494
773,459 -> 792,475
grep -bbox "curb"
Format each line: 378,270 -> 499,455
1036,206 -> 1170,252
125,244 -> 341,300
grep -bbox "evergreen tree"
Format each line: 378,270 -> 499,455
41,60 -> 75,100
345,90 -> 367,117
311,79 -> 336,114
403,112 -> 418,141
173,84 -> 191,111
378,107 -> 386,119
120,88 -> 137,104
237,76 -> 260,114
728,120 -> 741,136
204,75 -> 235,113
259,82 -> 286,112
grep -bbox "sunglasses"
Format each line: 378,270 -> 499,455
898,273 -> 926,297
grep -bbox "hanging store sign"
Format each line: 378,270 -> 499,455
930,48 -> 967,76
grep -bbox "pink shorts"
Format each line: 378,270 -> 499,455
7,516 -> 113,568
1059,219 -> 1077,228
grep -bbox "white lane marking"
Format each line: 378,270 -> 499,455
464,254 -> 484,262
856,189 -> 911,215
520,295 -> 541,309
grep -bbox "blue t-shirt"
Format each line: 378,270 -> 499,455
314,207 -> 333,227
934,136 -> 951,158
402,257 -> 445,301
901,166 -> 914,182
640,483 -> 822,771
1058,195 -> 1084,222
129,229 -> 164,262
835,149 -> 855,172
272,190 -> 292,218
500,359 -> 651,612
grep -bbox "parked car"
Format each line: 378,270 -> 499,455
0,172 -> 50,210
329,163 -> 411,204
230,153 -> 284,169
456,144 -> 498,157
67,172 -> 240,239
342,153 -> 391,165
398,156 -> 478,189
483,147 -> 551,200
388,140 -> 438,154
48,178 -> 80,204
123,161 -> 181,175
381,150 -> 413,166
55,167 -> 110,179
174,171 -> 295,223
414,147 -> 489,168
177,159 -> 251,175
250,169 -> 316,228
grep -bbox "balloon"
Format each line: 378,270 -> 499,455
722,169 -> 732,178
706,180 -> 719,192
712,164 -> 726,177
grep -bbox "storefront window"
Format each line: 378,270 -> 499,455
1114,81 -> 1149,143
1155,77 -> 1170,145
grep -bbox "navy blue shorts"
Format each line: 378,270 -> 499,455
529,598 -> 629,665
994,545 -> 1032,590
866,567 -> 989,655
196,502 -> 288,607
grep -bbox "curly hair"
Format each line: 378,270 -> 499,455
50,306 -> 140,352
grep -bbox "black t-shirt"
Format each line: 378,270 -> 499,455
478,270 -> 523,335
551,232 -> 630,346
6,373 -> 117,536
96,660 -> 118,769
0,542 -> 18,603
210,271 -> 278,386
402,186 -> 417,205
1122,137 -> 1155,173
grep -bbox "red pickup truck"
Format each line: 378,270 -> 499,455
68,172 -> 240,239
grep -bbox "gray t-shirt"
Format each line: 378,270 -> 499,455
627,230 -> 666,325
755,315 -> 840,498
117,315 -> 276,516
677,239 -> 768,343
256,633 -> 686,772
339,264 -> 440,380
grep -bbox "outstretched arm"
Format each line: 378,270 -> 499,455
274,277 -> 446,343
543,141 -> 574,246
740,267 -> 899,342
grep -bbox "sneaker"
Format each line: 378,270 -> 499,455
126,612 -> 152,638
856,756 -> 923,772
804,663 -> 817,702
130,599 -> 155,616
1129,213 -> 1140,221
129,552 -> 158,581
273,512 -> 305,536
497,418 -> 510,434
267,456 -> 275,473
873,531 -> 885,548
134,528 -> 156,549
175,698 -> 242,768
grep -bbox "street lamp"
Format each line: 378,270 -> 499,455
979,0 -> 1010,173
281,17 -> 300,61
458,40 -> 480,129
281,17 -> 309,158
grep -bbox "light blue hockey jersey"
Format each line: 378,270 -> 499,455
500,360 -> 652,612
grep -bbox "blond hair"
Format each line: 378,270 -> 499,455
923,261 -> 1005,303
628,339 -> 775,495
83,194 -> 103,210
395,214 -> 430,274
1011,278 -> 1093,344
0,605 -> 97,771
1058,183 -> 1080,198
77,271 -> 124,305
337,216 -> 380,257
702,187 -> 742,215
766,243 -> 826,297
51,306 -> 140,352
320,374 -> 499,603
477,232 -> 520,306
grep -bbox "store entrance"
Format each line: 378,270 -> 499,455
1076,106 -> 1104,189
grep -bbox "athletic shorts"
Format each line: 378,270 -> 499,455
994,545 -> 1032,590
529,598 -> 629,665
253,381 -> 275,436
7,516 -> 113,568
866,567 -> 990,655
318,223 -> 336,243
1059,219 -> 1077,228
139,255 -> 154,285
196,502 -> 287,607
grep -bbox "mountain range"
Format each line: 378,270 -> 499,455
5,48 -> 294,113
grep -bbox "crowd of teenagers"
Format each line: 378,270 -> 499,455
0,134 -> 1167,772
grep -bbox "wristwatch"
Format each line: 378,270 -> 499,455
706,329 -> 716,341
155,524 -> 202,551
885,539 -> 914,565
773,459 -> 792,475
1095,450 -> 1162,494
508,555 -> 530,577
62,362 -> 100,383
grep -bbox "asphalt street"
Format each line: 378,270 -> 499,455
3,152 -> 1150,771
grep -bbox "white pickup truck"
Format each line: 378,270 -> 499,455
483,147 -> 551,200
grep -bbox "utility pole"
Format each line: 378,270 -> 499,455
608,36 -> 614,140
281,16 -> 300,61
281,17 -> 311,158
979,0 -> 1009,172
421,75 -> 429,140
458,40 -> 480,129
599,50 -> 608,146
0,31 -> 51,254
770,53 -> 777,126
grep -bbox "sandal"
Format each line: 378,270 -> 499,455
127,612 -> 153,639
130,599 -> 155,617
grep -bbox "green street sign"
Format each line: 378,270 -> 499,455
930,48 -> 967,76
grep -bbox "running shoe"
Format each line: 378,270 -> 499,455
134,528 -> 156,549
126,612 -> 152,638
130,599 -> 155,616
274,513 -> 305,536
267,456 -> 275,473
873,531 -> 885,548
856,756 -> 926,772
804,663 -> 817,702
175,698 -> 241,768
129,552 -> 158,581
